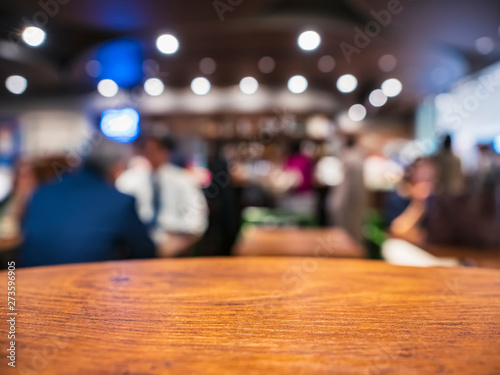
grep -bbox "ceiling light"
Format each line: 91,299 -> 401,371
258,56 -> 275,73
5,75 -> 27,95
97,79 -> 119,97
156,34 -> 179,54
337,74 -> 358,93
298,30 -> 321,51
378,54 -> 397,72
191,77 -> 211,95
318,55 -> 335,73
199,58 -> 216,75
144,78 -> 164,96
239,77 -> 259,95
381,78 -> 402,97
348,104 -> 367,122
369,89 -> 388,107
22,26 -> 46,47
287,75 -> 308,94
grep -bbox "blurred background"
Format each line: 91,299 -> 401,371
1,0 -> 500,267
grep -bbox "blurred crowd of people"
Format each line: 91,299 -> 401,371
0,135 -> 208,267
386,135 -> 500,248
1,131 -> 499,268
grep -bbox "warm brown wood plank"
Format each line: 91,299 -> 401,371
1,257 -> 500,374
233,227 -> 366,258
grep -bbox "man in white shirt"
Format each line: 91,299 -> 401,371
116,136 -> 208,256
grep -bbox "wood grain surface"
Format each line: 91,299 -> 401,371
234,227 -> 366,258
1,257 -> 500,374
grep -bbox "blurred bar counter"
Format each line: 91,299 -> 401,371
234,226 -> 366,258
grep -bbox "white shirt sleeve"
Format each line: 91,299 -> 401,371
116,168 -> 154,223
117,164 -> 209,238
156,166 -> 208,236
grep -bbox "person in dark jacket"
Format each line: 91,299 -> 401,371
21,140 -> 156,267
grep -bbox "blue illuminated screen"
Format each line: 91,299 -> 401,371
100,107 -> 140,143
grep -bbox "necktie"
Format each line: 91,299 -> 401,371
150,173 -> 161,229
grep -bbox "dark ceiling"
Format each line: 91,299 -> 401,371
1,0 -> 500,115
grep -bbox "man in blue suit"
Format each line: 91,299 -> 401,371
21,140 -> 156,267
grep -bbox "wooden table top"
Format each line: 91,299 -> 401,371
2,257 -> 500,374
233,226 -> 366,258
